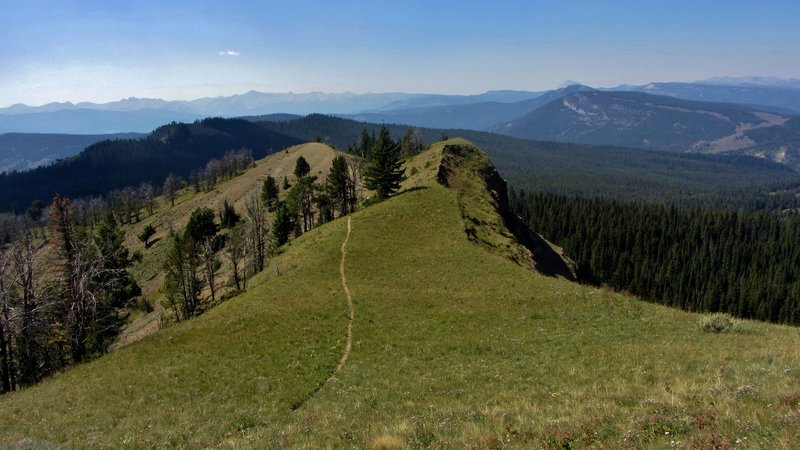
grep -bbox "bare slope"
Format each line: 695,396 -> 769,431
2,140 -> 799,448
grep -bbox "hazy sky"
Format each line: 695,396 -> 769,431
2,0 -> 799,106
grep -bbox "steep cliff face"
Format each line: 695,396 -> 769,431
436,141 -> 576,280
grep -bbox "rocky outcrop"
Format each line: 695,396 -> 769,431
437,142 -> 577,280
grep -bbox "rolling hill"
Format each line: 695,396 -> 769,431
2,140 -> 799,448
0,118 -> 302,212
492,91 -> 793,153
0,132 -> 145,173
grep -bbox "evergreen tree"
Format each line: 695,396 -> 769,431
163,233 -> 202,321
364,126 -> 405,199
185,207 -> 218,242
353,128 -> 374,159
261,175 -> 280,211
138,224 -> 156,247
294,156 -> 311,179
219,200 -> 240,229
326,155 -> 353,217
287,177 -> 316,233
272,202 -> 293,247
400,128 -> 424,157
26,200 -> 43,222
88,214 -> 140,355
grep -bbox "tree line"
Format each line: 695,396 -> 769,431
512,190 -> 800,324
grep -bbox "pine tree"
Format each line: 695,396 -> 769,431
363,126 -> 405,199
294,156 -> 310,179
327,155 -> 353,217
272,202 -> 293,247
261,175 -> 279,211
219,200 -> 240,229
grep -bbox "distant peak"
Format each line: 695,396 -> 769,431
558,80 -> 582,89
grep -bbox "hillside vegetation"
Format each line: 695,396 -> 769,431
117,142 -> 347,347
0,132 -> 144,173
2,140 -> 800,448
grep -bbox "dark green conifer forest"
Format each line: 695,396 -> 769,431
512,191 -> 800,324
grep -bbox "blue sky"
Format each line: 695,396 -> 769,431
1,0 -> 799,106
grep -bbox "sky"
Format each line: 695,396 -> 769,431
1,0 -> 799,106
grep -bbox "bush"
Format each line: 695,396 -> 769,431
138,224 -> 156,246
136,297 -> 155,313
700,313 -> 739,333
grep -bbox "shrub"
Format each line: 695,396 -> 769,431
700,313 -> 739,333
138,224 -> 156,246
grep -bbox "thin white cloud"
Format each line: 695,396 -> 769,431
218,50 -> 240,56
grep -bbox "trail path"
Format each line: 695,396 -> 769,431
292,215 -> 353,410
334,215 -> 354,375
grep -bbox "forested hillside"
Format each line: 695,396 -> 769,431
1,113 -> 797,214
0,132 -> 144,173
514,191 -> 800,324
0,118 -> 301,211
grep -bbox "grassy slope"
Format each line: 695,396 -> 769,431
3,142 -> 800,448
116,142 -> 343,347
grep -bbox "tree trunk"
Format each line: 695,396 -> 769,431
0,318 -> 11,393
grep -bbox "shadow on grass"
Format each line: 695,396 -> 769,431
399,186 -> 430,195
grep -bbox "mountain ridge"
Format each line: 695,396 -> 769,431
493,90 -> 797,156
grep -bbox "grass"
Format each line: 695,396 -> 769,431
2,140 -> 800,448
115,142 -> 346,348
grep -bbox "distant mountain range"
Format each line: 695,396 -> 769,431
615,82 -> 800,114
345,85 -> 594,130
2,77 -> 799,172
697,76 -> 800,90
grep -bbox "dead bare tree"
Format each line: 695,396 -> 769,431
225,223 -> 246,292
245,192 -> 270,274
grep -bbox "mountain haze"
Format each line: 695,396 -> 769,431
618,82 -> 800,114
346,85 -> 594,130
